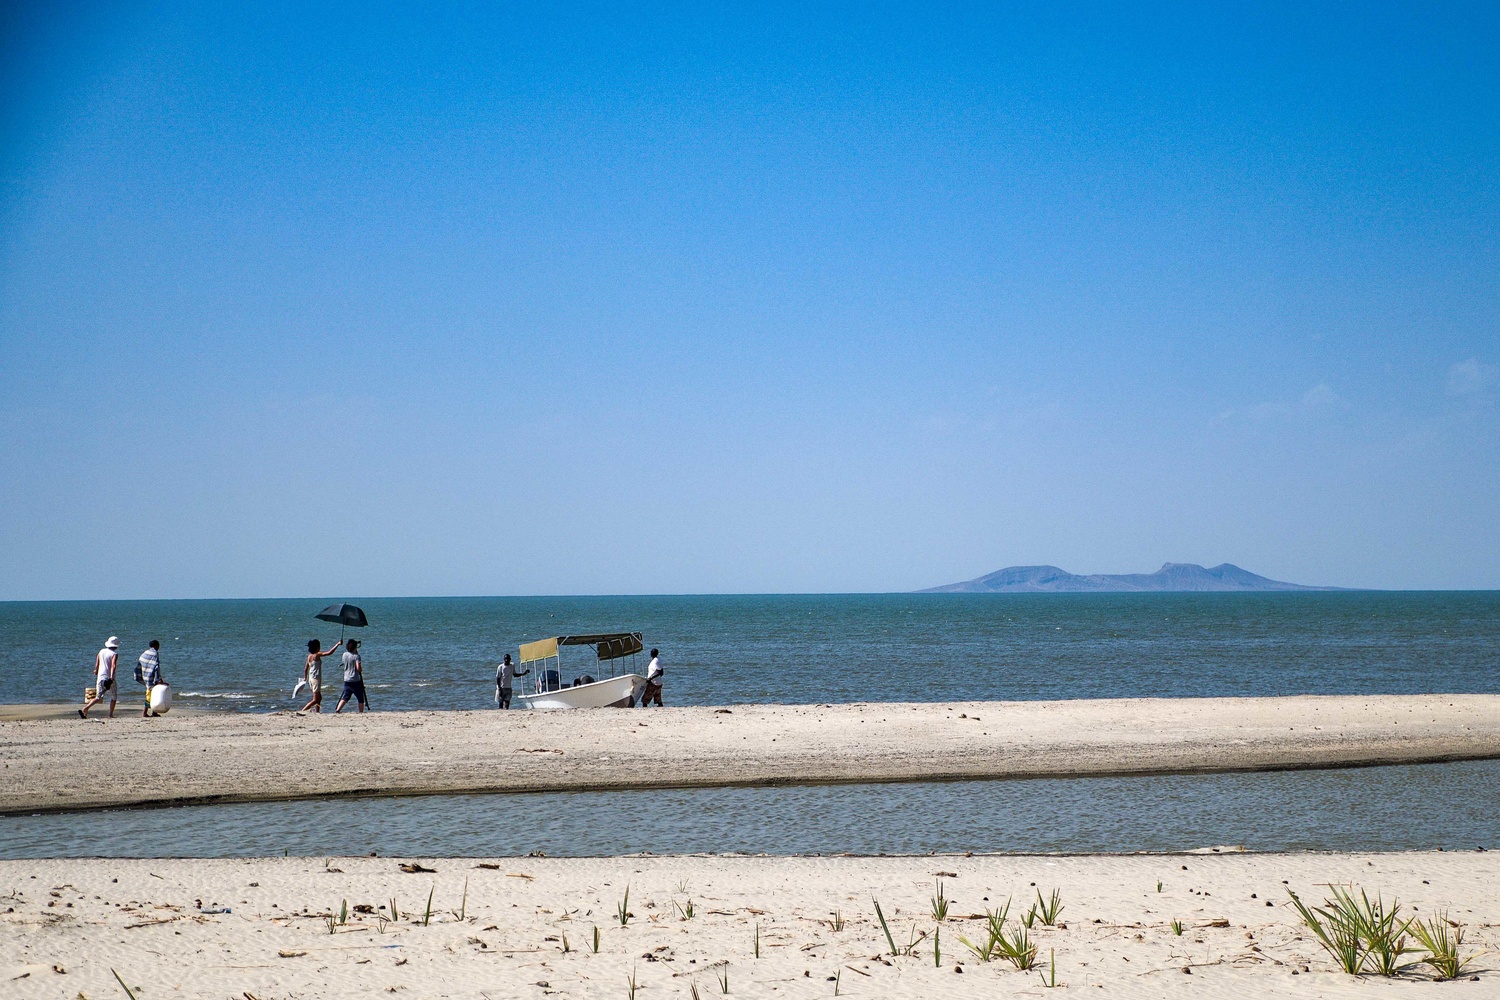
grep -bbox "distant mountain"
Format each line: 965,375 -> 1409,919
919,562 -> 1345,593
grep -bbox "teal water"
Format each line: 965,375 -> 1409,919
2,592 -> 1497,711
3,761 -> 1497,859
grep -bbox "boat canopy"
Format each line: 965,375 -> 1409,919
519,632 -> 644,665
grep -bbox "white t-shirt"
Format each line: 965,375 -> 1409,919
96,648 -> 117,682
497,661 -> 518,688
646,656 -> 662,681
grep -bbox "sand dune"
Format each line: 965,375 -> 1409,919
2,852 -> 1494,998
3,694 -> 1499,815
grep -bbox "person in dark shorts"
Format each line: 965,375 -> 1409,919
495,653 -> 527,709
639,648 -> 663,707
335,639 -> 369,713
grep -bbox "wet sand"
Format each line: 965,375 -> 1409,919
2,851 -> 1494,998
3,694 -> 1498,815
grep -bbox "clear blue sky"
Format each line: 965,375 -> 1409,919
2,2 -> 1497,599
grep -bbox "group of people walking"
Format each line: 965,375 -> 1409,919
299,638 -> 368,713
77,633 -> 665,717
79,636 -> 165,719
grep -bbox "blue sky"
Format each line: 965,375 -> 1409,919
2,2 -> 1497,599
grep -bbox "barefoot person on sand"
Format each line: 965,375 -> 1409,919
335,639 -> 369,713
80,636 -> 120,718
300,638 -> 342,713
137,640 -> 165,718
639,647 -> 663,707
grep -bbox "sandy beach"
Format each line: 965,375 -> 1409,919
3,851 -> 1494,998
3,694 -> 1499,815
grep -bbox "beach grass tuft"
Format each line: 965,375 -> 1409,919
617,886 -> 632,927
423,886 -> 435,927
457,878 -> 468,921
931,879 -> 950,922
339,899 -> 348,925
1157,881 -> 1163,893
1170,918 -> 1184,936
592,925 -> 602,953
1287,885 -> 1416,977
1036,888 -> 1064,926
1411,912 -> 1474,981
828,910 -> 845,932
627,963 -> 639,1000
754,921 -> 760,958
996,921 -> 1038,970
833,967 -> 841,995
561,928 -> 570,953
716,962 -> 730,994
690,978 -> 703,1000
1020,904 -> 1037,929
934,925 -> 941,967
959,899 -> 1011,963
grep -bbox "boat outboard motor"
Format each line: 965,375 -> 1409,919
578,674 -> 595,686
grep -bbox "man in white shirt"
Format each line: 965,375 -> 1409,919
495,653 -> 528,709
639,648 -> 663,707
80,636 -> 121,718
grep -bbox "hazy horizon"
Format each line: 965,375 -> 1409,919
3,4 -> 1498,600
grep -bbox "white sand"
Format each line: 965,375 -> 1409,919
3,694 -> 1500,814
2,852 -> 1494,998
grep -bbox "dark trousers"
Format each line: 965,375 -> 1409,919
498,686 -> 513,709
640,680 -> 662,707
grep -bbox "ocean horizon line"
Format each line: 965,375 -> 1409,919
10,587 -> 1500,605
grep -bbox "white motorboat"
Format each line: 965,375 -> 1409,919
513,633 -> 647,710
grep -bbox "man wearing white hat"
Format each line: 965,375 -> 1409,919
80,636 -> 121,718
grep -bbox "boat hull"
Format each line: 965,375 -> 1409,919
515,673 -> 646,711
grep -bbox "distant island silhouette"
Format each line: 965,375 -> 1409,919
920,562 -> 1345,593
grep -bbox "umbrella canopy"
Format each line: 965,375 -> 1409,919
316,603 -> 368,628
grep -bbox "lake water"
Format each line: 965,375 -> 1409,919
3,761 -> 1497,859
2,592 -> 1498,711
4,593 -> 1497,859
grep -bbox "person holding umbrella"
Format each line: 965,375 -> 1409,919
335,638 -> 370,713
313,603 -> 369,713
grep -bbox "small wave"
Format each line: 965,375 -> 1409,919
176,691 -> 260,700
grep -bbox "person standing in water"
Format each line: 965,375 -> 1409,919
301,638 -> 342,713
80,636 -> 120,718
495,653 -> 528,709
138,640 -> 165,718
335,639 -> 369,713
639,647 -> 663,707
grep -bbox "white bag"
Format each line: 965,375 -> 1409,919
148,683 -> 173,714
292,679 -> 308,699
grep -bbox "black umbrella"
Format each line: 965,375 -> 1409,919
316,603 -> 368,641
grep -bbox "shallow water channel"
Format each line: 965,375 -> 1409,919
4,760 -> 1498,859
